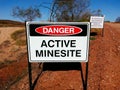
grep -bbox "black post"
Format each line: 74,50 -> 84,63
28,62 -> 33,90
84,62 -> 89,90
102,17 -> 105,37
25,21 -> 33,90
80,63 -> 85,89
80,62 -> 89,90
102,28 -> 104,37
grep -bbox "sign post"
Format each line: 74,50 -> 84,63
26,22 -> 90,90
90,16 -> 105,37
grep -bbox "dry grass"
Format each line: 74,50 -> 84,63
15,39 -> 26,46
11,29 -> 26,46
90,36 -> 96,40
0,20 -> 24,27
0,60 -> 16,69
11,29 -> 25,40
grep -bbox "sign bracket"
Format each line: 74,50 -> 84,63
80,62 -> 89,90
28,62 -> 33,90
27,62 -> 89,90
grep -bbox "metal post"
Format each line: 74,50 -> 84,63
80,63 -> 85,89
80,62 -> 89,90
84,62 -> 89,90
102,28 -> 104,37
28,62 -> 33,90
102,15 -> 105,37
25,21 -> 33,90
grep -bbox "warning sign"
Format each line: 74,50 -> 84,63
26,22 -> 90,62
90,16 -> 104,28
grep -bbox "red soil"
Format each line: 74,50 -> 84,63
0,23 -> 120,90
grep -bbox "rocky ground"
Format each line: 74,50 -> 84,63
0,23 -> 120,90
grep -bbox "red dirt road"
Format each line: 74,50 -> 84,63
34,23 -> 120,90
1,23 -> 120,90
87,23 -> 120,90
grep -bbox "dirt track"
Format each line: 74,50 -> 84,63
0,27 -> 23,44
0,23 -> 120,90
88,23 -> 120,90
32,23 -> 120,90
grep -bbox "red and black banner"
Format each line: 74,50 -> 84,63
28,24 -> 88,36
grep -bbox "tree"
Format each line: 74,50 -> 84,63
92,9 -> 103,16
49,0 -> 90,21
79,10 -> 92,21
12,6 -> 41,21
115,17 -> 120,22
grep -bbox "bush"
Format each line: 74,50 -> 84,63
11,29 -> 25,40
90,36 -> 96,40
15,39 -> 26,46
115,17 -> 120,23
11,29 -> 26,46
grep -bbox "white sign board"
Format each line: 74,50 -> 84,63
90,16 -> 104,28
26,22 -> 90,62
